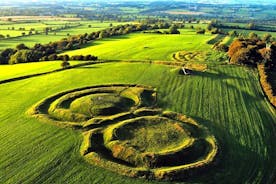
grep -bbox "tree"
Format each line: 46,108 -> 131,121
265,43 -> 276,69
44,27 -> 50,35
207,23 -> 213,31
228,39 -> 263,66
61,60 -> 70,68
0,48 -> 15,64
247,23 -> 256,30
196,28 -> 205,34
168,24 -> 180,34
99,31 -> 107,38
230,48 -> 250,64
248,32 -> 258,40
228,30 -> 237,37
210,28 -> 219,34
16,43 -> 29,50
262,33 -> 272,43
63,55 -> 70,62
9,50 -> 31,64
61,55 -> 70,68
228,39 -> 244,58
48,54 -> 58,61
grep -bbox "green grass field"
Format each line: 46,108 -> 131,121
0,22 -> 275,183
63,31 -> 213,61
0,61 -> 275,183
0,61 -> 81,81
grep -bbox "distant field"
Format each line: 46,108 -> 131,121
0,16 -> 81,21
0,21 -> 130,51
63,30 -> 213,61
165,11 -> 206,15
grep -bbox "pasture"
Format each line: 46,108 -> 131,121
63,31 -> 213,61
0,61 -> 275,183
0,19 -> 275,183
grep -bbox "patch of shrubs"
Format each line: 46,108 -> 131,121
213,43 -> 229,52
258,64 -> 276,107
44,54 -> 98,61
196,28 -> 205,34
70,55 -> 98,61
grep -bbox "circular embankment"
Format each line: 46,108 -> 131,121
173,51 -> 205,63
28,84 -> 218,181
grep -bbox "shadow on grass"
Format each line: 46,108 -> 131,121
188,116 -> 272,184
73,66 -> 101,69
192,70 -> 244,80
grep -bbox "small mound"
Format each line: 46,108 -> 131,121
174,51 -> 205,63
81,112 -> 218,181
70,93 -> 135,117
109,117 -> 190,153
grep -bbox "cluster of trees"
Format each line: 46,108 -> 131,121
213,42 -> 229,52
48,54 -> 98,61
196,27 -> 206,34
228,37 -> 276,69
0,23 -> 156,65
142,24 -> 181,34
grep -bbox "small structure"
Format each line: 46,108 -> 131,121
180,67 -> 191,75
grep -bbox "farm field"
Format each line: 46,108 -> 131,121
0,21 -> 127,51
63,30 -> 213,61
0,60 -> 275,183
0,2 -> 276,183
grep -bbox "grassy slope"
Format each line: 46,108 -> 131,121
0,61 -> 82,81
0,62 -> 275,184
63,30 -> 212,61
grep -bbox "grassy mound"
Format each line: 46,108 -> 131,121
28,84 -> 157,128
174,51 -> 206,63
81,112 -> 218,181
28,83 -> 218,181
70,93 -> 135,116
